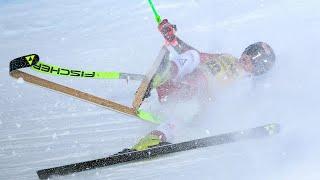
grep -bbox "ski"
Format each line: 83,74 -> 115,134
9,54 -> 146,81
37,123 -> 280,179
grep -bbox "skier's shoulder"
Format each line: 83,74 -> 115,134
218,53 -> 237,60
199,52 -> 237,64
197,52 -> 240,80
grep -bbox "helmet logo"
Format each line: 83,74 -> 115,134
252,52 -> 261,60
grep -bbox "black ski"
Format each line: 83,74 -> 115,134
37,123 -> 280,179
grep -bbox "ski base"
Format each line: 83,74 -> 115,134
37,123 -> 280,179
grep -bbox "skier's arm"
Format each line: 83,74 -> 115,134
158,19 -> 221,64
199,52 -> 222,64
172,39 -> 222,64
172,36 -> 199,54
158,19 -> 199,54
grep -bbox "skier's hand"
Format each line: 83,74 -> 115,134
158,19 -> 178,46
143,83 -> 152,99
151,62 -> 173,88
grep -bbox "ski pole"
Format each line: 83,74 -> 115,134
148,0 -> 162,24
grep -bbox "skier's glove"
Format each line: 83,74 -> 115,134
158,19 -> 178,46
151,53 -> 174,88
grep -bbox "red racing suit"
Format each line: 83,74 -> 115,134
156,51 -> 243,103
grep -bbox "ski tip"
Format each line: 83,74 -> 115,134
10,54 -> 40,72
15,54 -> 40,63
36,169 -> 49,180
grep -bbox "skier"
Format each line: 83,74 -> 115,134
132,19 -> 276,151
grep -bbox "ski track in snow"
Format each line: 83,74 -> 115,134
1,0 -> 320,180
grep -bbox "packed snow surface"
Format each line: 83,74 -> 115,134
1,0 -> 320,179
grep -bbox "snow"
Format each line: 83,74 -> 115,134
1,0 -> 320,180
16,77 -> 24,84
